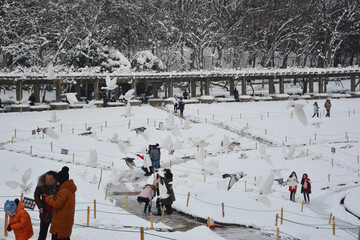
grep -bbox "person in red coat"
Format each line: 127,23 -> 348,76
301,173 -> 312,203
4,198 -> 34,240
288,171 -> 298,201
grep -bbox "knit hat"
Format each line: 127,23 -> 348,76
56,166 -> 69,185
4,200 -> 17,216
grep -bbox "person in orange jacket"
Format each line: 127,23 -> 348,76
4,198 -> 34,240
45,166 -> 77,240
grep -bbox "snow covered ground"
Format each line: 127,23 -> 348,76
0,96 -> 359,239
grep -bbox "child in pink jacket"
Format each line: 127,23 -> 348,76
137,181 -> 157,214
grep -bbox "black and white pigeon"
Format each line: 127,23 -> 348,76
222,172 -> 246,190
123,157 -> 136,170
132,127 -> 146,134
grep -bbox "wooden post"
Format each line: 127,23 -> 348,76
277,227 -> 280,240
261,114 -> 263,120
267,111 -> 269,118
51,142 -> 53,152
128,119 -> 131,129
285,136 -> 287,143
281,207 -> 283,225
147,118 -> 149,125
87,206 -> 90,227
213,114 -> 215,120
265,128 -> 267,135
306,149 -> 309,157
14,129 -> 16,138
169,160 -> 172,168
60,124 -> 63,133
205,118 -> 207,124
204,175 -> 206,183
72,128 -> 74,134
30,146 -> 32,156
347,135 -> 349,143
150,212 -> 154,230
332,158 -> 334,167
328,174 -> 330,182
97,168 -> 103,190
85,123 -> 87,130
275,213 -> 279,226
21,193 -> 24,201
11,136 -> 14,144
333,219 -> 336,236
186,192 -> 190,207
4,212 -> 9,237
105,121 -> 107,128
240,113 -> 242,119
42,131 -> 44,139
301,201 -> 304,212
329,212 -> 332,224
125,194 -> 128,211
184,154 -> 186,164
222,202 -> 225,218
245,180 -> 247,192
140,227 -> 144,240
100,125 -> 103,132
207,217 -> 210,228
309,138 -> 311,146
255,142 -> 258,150
314,133 -> 317,141
161,206 -> 165,222
254,176 -> 256,186
226,125 -> 228,131
105,187 -> 108,200
94,200 -> 96,219
154,120 -> 156,128
72,153 -> 75,164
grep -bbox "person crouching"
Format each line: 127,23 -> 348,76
137,182 -> 157,214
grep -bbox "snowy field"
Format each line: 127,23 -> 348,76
0,97 -> 360,240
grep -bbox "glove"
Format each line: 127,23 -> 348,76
7,224 -> 12,232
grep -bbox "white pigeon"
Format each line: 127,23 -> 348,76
88,149 -> 98,167
183,119 -> 191,129
63,93 -> 78,106
121,89 -> 135,101
101,74 -> 118,91
117,142 -> 129,154
167,112 -> 175,129
216,181 -> 228,191
195,153 -> 221,176
284,145 -> 296,160
222,135 -> 231,152
19,96 -> 29,105
141,130 -> 151,141
286,99 -> 308,126
46,62 -> 56,79
250,172 -> 275,207
257,144 -> 272,166
108,133 -> 119,143
121,101 -> 134,117
49,111 -> 60,123
43,128 -> 60,139
6,168 -> 33,194
83,100 -> 96,109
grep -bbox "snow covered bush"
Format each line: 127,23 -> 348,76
131,51 -> 164,72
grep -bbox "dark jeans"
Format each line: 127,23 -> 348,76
151,160 -> 160,174
303,192 -> 310,203
137,196 -> 151,212
326,110 -> 330,117
290,191 -> 296,201
38,220 -> 50,240
312,112 -> 319,118
52,234 -> 70,240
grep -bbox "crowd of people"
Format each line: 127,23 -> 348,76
4,166 -> 77,240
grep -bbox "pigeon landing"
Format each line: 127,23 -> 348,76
63,93 -> 79,106
6,168 -> 33,194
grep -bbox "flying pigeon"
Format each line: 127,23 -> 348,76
83,100 -> 96,109
284,145 -> 296,160
117,142 -> 129,154
20,96 -> 29,105
274,178 -> 298,187
6,168 -> 33,194
101,74 -> 118,91
123,157 -> 136,170
257,144 -> 272,166
43,128 -> 60,139
63,93 -> 78,106
286,99 -> 308,126
120,89 -> 135,102
88,149 -> 98,167
46,62 -> 56,79
121,101 -> 134,117
49,111 -> 60,123
222,172 -> 246,190
249,172 -> 275,207
195,153 -> 221,176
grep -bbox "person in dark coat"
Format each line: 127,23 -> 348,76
233,88 -> 239,101
324,99 -> 332,117
301,173 -> 311,203
149,144 -> 161,174
155,169 -> 174,215
34,171 -> 57,240
28,93 -> 36,106
178,100 -> 185,117
102,93 -> 108,107
183,90 -> 190,100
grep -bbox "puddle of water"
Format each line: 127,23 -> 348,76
111,193 -> 274,240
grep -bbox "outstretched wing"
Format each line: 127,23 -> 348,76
22,168 -> 32,184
